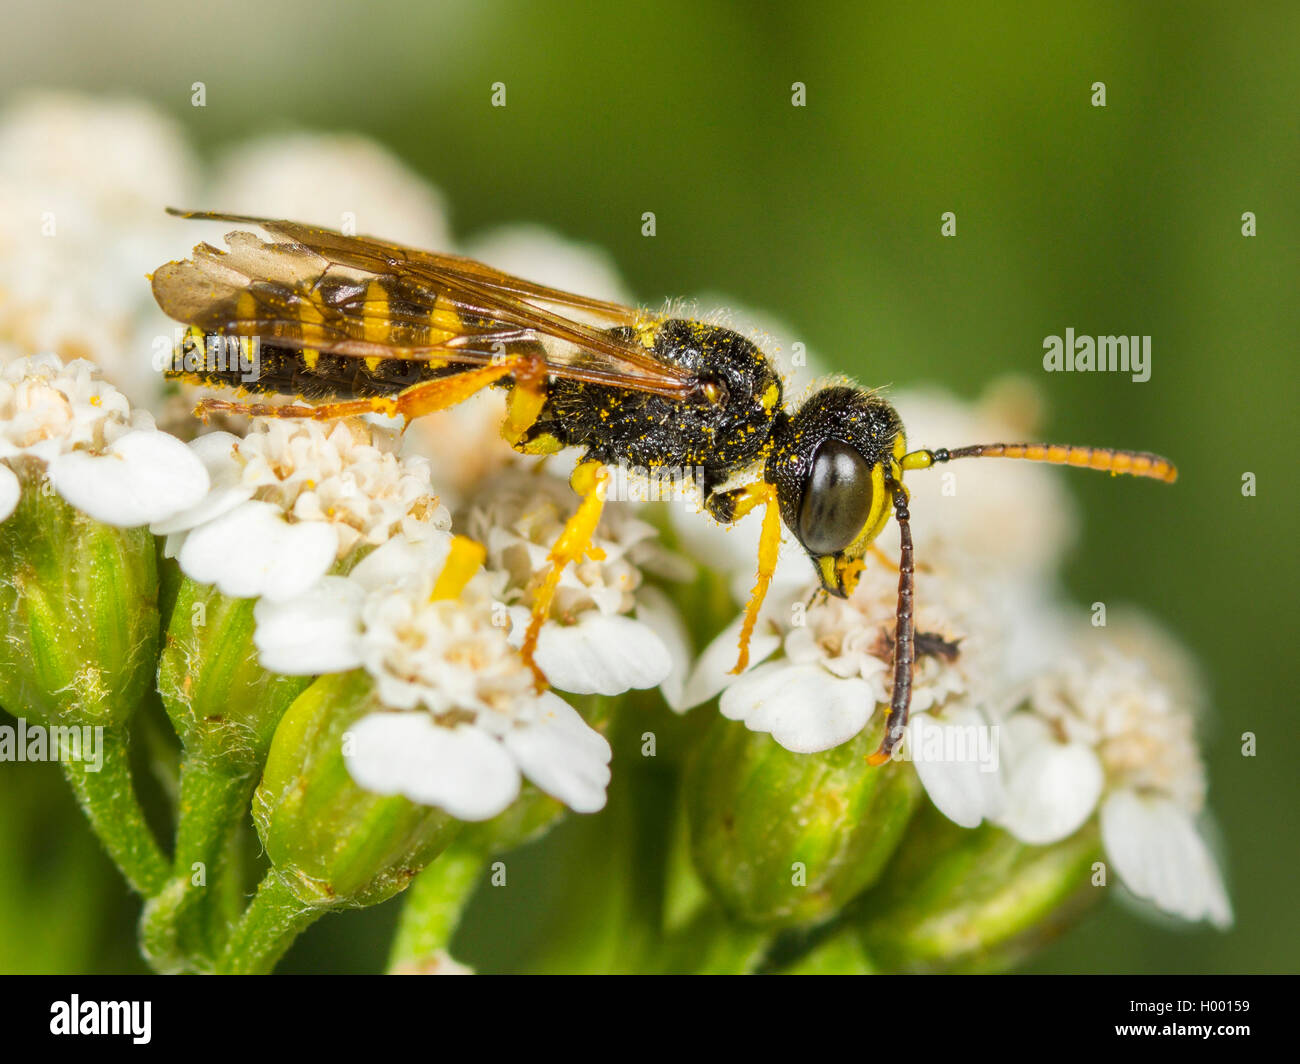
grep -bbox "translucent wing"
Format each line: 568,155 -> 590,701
152,210 -> 697,398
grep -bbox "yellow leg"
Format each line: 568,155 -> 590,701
730,482 -> 782,675
501,359 -> 549,446
429,536 -> 487,602
195,357 -> 529,423
520,461 -> 610,685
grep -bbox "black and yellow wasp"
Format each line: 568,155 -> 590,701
152,210 -> 1178,764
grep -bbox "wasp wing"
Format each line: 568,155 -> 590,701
153,210 -> 696,398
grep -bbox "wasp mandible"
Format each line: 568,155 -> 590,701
152,210 -> 1177,763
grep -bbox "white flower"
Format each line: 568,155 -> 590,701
153,418 -> 449,602
464,225 -> 632,307
0,93 -> 194,220
700,551 -> 1005,826
254,534 -> 612,821
461,464 -> 681,697
892,380 -> 1078,585
0,93 -> 198,408
211,133 -> 452,252
905,703 -> 1005,829
994,635 -> 1232,928
0,351 -> 208,525
701,554 -> 987,724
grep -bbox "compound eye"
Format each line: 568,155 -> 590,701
797,439 -> 874,555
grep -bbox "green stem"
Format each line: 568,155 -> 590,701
60,725 -> 168,897
138,878 -> 192,973
770,926 -> 878,974
139,760 -> 258,971
388,846 -> 486,973
174,760 -> 259,956
217,871 -> 323,974
643,903 -> 774,974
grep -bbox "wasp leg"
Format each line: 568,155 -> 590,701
194,357 -> 536,423
500,358 -> 551,447
429,536 -> 488,602
868,482 -> 915,766
705,481 -> 782,675
519,460 -> 610,685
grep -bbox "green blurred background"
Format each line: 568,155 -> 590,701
1,0 -> 1295,973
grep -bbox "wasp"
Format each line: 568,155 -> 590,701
152,210 -> 1178,764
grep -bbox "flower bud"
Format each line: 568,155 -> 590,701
0,476 -> 158,727
157,575 -> 309,767
854,804 -> 1102,972
254,669 -> 461,908
685,711 -> 921,927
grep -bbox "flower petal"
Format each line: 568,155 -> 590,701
532,612 -> 672,695
908,706 -> 1005,828
996,738 -> 1103,844
150,431 -> 253,534
253,577 -> 365,674
344,713 -> 521,822
504,692 -> 612,813
349,531 -> 452,592
49,428 -> 209,526
1101,790 -> 1233,928
177,500 -> 338,601
631,585 -> 693,710
678,613 -> 781,711
720,662 -> 873,753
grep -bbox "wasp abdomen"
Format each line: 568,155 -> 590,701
167,333 -> 458,401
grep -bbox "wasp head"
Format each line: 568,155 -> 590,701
766,385 -> 904,597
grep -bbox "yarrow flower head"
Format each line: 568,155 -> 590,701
0,94 -> 198,408
994,629 -> 1231,927
0,350 -> 207,525
691,542 -> 1008,830
153,417 -> 449,601
700,557 -> 990,752
463,462 -> 684,697
253,533 -> 612,821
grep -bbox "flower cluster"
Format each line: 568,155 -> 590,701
256,533 -> 612,821
997,633 -> 1230,926
0,350 -> 206,525
154,418 -> 449,601
463,462 -> 682,697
